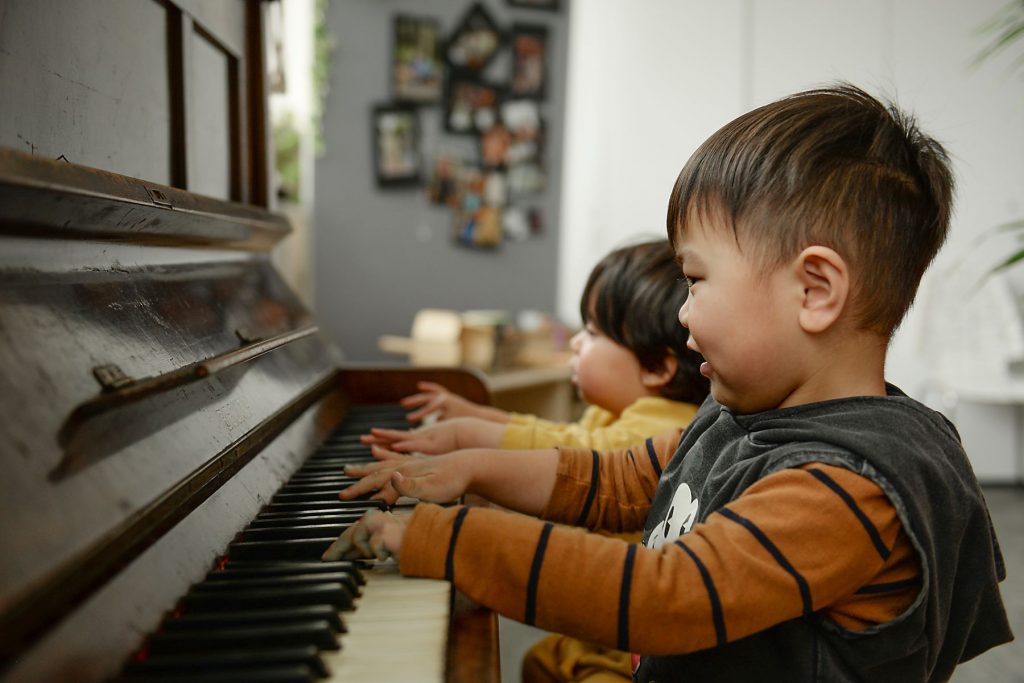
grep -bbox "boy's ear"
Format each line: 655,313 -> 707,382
795,246 -> 849,334
640,353 -> 678,390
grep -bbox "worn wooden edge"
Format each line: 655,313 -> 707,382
448,589 -> 501,683
0,147 -> 289,250
336,363 -> 492,406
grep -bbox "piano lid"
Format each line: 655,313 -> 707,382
0,147 -> 344,661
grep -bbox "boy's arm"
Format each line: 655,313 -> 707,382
399,462 -> 914,655
339,447 -> 561,515
344,429 -> 683,532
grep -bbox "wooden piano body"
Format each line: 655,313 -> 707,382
0,149 -> 498,682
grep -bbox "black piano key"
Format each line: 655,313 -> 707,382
113,664 -> 318,683
294,457 -> 371,468
124,646 -> 329,678
163,606 -> 345,633
266,498 -> 383,511
262,501 -> 383,514
240,524 -> 351,541
195,573 -> 357,596
228,537 -> 344,562
318,435 -> 362,447
222,560 -> 366,585
307,445 -> 371,456
289,462 -> 368,471
277,481 -> 361,493
182,582 -> 352,610
283,474 -> 368,484
146,620 -> 338,654
249,514 -> 364,529
272,492 -> 360,505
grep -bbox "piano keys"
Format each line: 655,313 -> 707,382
0,149 -> 498,682
112,405 -> 450,683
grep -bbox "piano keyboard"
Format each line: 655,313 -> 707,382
112,405 -> 451,683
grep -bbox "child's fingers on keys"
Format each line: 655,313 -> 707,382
321,512 -> 377,561
392,470 -> 458,504
369,529 -> 392,561
370,427 -> 412,442
400,393 -> 429,408
320,529 -> 353,561
338,469 -> 394,500
370,445 -> 410,461
342,458 -> 394,476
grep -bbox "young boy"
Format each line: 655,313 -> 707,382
325,84 -> 1013,681
363,239 -> 709,455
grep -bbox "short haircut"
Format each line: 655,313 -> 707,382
581,239 -> 710,405
667,83 -> 955,336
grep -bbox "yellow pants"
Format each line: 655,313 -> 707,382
521,634 -> 632,683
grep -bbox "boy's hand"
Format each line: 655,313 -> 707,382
339,448 -> 474,505
361,418 -> 505,454
360,422 -> 459,454
321,509 -> 407,561
400,381 -> 481,421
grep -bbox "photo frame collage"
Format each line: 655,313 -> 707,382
372,1 -> 556,249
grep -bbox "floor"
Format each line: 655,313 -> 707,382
498,486 -> 1024,683
951,486 -> 1023,682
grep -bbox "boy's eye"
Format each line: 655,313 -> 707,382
682,275 -> 700,288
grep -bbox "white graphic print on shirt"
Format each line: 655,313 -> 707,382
645,483 -> 699,549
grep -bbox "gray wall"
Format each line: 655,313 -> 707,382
314,0 -> 570,361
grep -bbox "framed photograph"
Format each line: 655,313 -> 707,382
506,0 -> 559,11
372,104 -> 422,187
444,76 -> 501,135
392,15 -> 444,103
446,3 -> 503,72
510,24 -> 548,99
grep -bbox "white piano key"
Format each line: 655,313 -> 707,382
322,562 -> 451,683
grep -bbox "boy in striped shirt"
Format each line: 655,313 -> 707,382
325,84 -> 1013,682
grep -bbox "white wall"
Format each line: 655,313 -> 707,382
559,0 -> 1024,480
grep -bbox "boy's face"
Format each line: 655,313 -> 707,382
675,215 -> 807,414
568,322 -> 651,416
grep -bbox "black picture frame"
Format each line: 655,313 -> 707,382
510,23 -> 548,100
391,15 -> 444,104
445,3 -> 503,73
444,75 -> 502,135
371,104 -> 422,187
506,0 -> 559,11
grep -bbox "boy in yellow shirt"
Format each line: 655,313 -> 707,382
363,239 -> 708,454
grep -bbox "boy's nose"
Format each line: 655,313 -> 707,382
678,300 -> 689,329
569,329 -> 585,351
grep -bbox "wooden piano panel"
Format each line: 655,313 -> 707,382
0,150 -> 498,681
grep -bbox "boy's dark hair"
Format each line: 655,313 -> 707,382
581,239 -> 709,405
667,83 -> 955,336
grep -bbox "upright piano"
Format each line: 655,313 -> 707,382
0,149 -> 499,682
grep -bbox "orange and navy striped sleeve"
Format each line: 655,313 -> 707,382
399,459 -> 919,654
536,429 -> 684,534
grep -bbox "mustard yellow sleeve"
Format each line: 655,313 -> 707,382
499,406 -> 615,449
